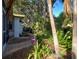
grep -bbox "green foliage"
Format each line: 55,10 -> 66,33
62,17 -> 72,28
14,0 -> 73,58
30,12 -> 52,42
28,41 -> 52,59
57,30 -> 72,50
56,13 -> 72,51
27,12 -> 72,58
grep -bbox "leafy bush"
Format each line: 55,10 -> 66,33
57,30 -> 72,50
28,41 -> 52,59
31,12 -> 52,42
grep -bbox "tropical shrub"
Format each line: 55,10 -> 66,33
28,40 -> 53,59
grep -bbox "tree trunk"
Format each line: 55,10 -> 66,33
47,0 -> 60,59
72,0 -> 77,59
64,0 -> 71,17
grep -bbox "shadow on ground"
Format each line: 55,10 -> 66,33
3,46 -> 33,59
63,51 -> 76,59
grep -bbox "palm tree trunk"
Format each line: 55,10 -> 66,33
47,0 -> 60,59
72,0 -> 77,59
64,0 -> 71,17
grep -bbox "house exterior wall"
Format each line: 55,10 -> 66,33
13,17 -> 23,38
14,17 -> 20,37
19,21 -> 23,35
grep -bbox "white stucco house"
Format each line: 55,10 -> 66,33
13,13 -> 25,38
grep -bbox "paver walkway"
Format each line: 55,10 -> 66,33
3,47 -> 33,59
3,40 -> 32,56
3,34 -> 35,57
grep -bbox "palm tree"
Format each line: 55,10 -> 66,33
63,0 -> 77,58
72,0 -> 77,59
64,0 -> 72,17
47,0 -> 60,59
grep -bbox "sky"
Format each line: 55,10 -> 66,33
53,0 -> 64,17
